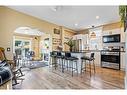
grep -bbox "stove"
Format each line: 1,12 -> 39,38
101,46 -> 121,70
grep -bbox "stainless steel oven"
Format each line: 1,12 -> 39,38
101,49 -> 120,70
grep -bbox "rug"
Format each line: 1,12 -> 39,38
25,61 -> 48,69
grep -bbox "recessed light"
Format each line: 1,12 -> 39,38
51,6 -> 62,12
75,23 -> 78,26
96,16 -> 100,19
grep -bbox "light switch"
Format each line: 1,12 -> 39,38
7,48 -> 10,52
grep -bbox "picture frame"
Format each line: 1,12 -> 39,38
54,28 -> 60,34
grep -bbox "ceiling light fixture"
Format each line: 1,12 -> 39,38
74,23 -> 78,26
96,16 -> 100,19
51,6 -> 62,12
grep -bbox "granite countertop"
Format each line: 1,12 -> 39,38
53,50 -> 126,53
53,51 -> 89,53
100,50 -> 126,52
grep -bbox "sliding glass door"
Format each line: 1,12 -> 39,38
14,39 -> 31,59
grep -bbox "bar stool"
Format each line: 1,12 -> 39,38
56,52 -> 65,72
50,51 -> 57,69
81,53 -> 95,76
64,52 -> 78,77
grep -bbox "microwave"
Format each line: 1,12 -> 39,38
103,34 -> 120,43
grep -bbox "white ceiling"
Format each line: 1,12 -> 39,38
8,6 -> 120,31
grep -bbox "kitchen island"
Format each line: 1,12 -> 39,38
53,51 -> 90,73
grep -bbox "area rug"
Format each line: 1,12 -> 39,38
25,61 -> 48,69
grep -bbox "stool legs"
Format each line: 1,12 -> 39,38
61,59 -> 64,73
63,59 -> 78,77
81,60 -> 86,75
81,59 -> 95,77
54,57 -> 57,70
72,60 -> 78,77
81,60 -> 83,75
76,61 -> 78,76
71,61 -> 73,77
89,61 -> 91,77
93,60 -> 95,73
85,60 -> 86,71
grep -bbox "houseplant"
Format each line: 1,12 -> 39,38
65,38 -> 75,51
119,5 -> 127,32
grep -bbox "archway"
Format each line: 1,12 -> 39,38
13,27 -> 52,65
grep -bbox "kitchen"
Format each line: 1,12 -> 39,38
0,6 -> 126,89
52,22 -> 126,72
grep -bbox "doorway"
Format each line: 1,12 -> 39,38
13,37 -> 32,59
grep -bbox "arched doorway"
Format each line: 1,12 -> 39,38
13,27 -> 52,66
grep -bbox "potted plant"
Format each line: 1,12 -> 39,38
119,5 -> 127,32
65,38 -> 75,51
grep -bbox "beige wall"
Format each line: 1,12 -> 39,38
0,6 -> 75,59
0,6 -> 120,59
102,22 -> 121,31
77,22 -> 122,35
62,29 -> 76,51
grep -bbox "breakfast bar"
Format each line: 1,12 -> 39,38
53,51 -> 90,73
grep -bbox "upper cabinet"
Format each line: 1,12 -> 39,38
72,34 -> 89,45
102,22 -> 126,42
102,28 -> 121,36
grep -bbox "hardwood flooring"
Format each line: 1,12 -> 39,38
13,66 -> 125,89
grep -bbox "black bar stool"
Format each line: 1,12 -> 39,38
64,52 -> 78,77
81,53 -> 95,76
50,51 -> 57,69
56,52 -> 65,72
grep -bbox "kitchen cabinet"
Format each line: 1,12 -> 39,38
94,52 -> 101,66
72,34 -> 89,50
73,34 -> 88,43
121,52 -> 126,71
102,28 -> 121,36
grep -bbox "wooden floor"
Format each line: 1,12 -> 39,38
13,66 -> 125,89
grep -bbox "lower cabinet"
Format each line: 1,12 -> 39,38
94,52 -> 101,66
121,52 -> 126,71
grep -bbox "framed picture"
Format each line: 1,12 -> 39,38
54,28 -> 60,34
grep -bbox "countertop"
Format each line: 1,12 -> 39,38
53,50 -> 126,53
53,51 -> 89,53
